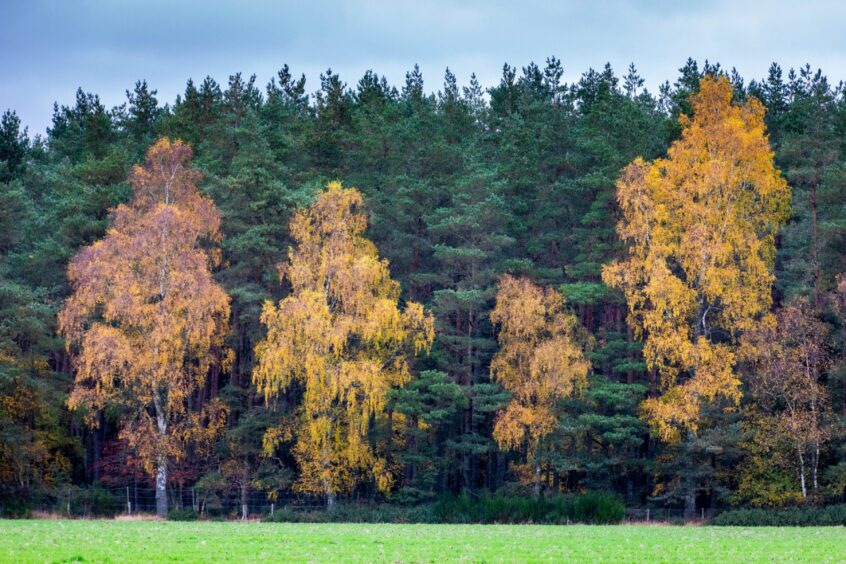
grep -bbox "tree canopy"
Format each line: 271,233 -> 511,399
1,60 -> 846,516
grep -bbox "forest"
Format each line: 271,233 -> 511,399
1,57 -> 845,520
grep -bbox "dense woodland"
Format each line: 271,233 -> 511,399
2,58 -> 846,518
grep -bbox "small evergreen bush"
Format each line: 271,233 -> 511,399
262,492 -> 624,524
69,485 -> 121,517
167,508 -> 199,521
712,504 -> 846,526
432,492 -> 624,524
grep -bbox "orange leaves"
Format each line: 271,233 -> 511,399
59,138 -> 231,478
128,138 -> 204,215
742,301 -> 830,423
492,403 -> 555,451
740,300 -> 832,498
489,275 -> 589,456
255,181 -> 434,496
603,76 -> 791,441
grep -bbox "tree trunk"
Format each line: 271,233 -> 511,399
92,413 -> 102,482
154,393 -> 168,518
323,476 -> 336,510
813,437 -> 820,493
241,481 -> 249,520
684,429 -> 696,520
811,397 -> 820,493
156,454 -> 168,518
534,464 -> 542,497
798,444 -> 807,498
684,488 -> 696,520
404,415 -> 417,488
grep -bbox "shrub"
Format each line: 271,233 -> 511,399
0,498 -> 32,518
432,492 -> 624,525
263,503 -> 438,524
69,485 -> 121,517
712,504 -> 846,526
168,508 -> 199,521
575,491 -> 626,524
261,492 -> 624,524
263,508 -> 303,523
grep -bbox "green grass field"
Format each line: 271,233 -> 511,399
0,520 -> 844,562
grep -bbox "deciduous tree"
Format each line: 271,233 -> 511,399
489,275 -> 590,495
741,300 -> 833,499
59,138 -> 231,516
254,181 -> 433,506
603,76 -> 791,441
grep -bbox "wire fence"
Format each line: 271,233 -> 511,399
624,507 -> 719,522
23,485 -> 724,523
28,486 -> 333,519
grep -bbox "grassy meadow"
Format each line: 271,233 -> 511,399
0,520 -> 844,562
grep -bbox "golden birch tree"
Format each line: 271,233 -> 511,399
489,275 -> 590,495
740,300 -> 832,501
254,181 -> 434,506
602,76 -> 791,442
59,138 -> 231,517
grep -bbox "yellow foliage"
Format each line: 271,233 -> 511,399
254,181 -> 434,497
489,275 -> 589,465
261,421 -> 296,458
58,138 -> 231,478
603,77 -> 790,442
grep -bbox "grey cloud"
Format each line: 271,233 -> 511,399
1,0 -> 844,134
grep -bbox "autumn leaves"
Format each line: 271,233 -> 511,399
58,75 -> 791,508
603,76 -> 791,441
58,139 -> 230,516
253,182 -> 434,502
489,275 -> 590,495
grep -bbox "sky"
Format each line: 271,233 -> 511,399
2,0 -> 845,135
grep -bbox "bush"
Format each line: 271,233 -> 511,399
712,504 -> 846,526
576,491 -> 627,524
263,503 -> 438,524
261,492 -> 623,525
0,498 -> 32,518
263,508 -> 302,523
168,508 -> 199,521
432,492 -> 624,525
69,485 -> 121,517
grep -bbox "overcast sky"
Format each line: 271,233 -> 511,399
2,0 -> 845,135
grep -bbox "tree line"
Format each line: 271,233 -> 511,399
1,58 -> 845,518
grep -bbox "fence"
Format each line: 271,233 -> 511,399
624,507 -> 719,522
23,486 -> 723,523
29,486 -> 334,519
